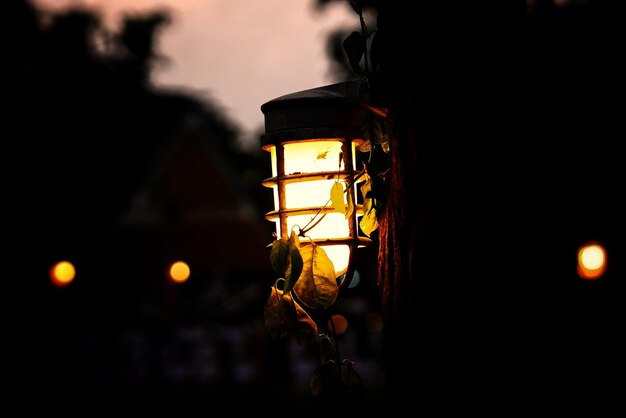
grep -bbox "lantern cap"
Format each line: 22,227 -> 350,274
261,78 -> 368,147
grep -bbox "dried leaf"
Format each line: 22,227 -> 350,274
264,280 -> 317,344
293,244 -> 338,309
372,116 -> 390,152
342,360 -> 365,403
263,282 -> 288,340
358,139 -> 371,153
284,231 -> 303,294
270,239 -> 289,274
289,294 -> 318,344
330,181 -> 345,215
310,361 -> 340,401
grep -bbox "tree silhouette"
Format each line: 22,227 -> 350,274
7,1 -> 269,402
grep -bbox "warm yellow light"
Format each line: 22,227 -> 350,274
169,261 -> 190,283
328,314 -> 349,335
266,139 -> 364,277
284,180 -> 343,208
50,261 -> 76,287
286,212 -> 350,239
285,212 -> 351,274
270,146 -> 278,177
577,243 -> 607,280
322,245 -> 351,275
283,141 -> 345,175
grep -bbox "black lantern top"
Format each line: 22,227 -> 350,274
260,78 -> 368,148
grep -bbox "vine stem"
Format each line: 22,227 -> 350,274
298,198 -> 331,236
328,312 -> 343,407
358,4 -> 369,76
350,0 -> 369,76
299,168 -> 365,237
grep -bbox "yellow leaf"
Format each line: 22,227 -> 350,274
330,182 -> 345,214
359,207 -> 378,237
293,244 -> 338,309
360,175 -> 373,213
345,184 -> 355,219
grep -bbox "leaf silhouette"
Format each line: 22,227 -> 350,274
263,281 -> 288,340
310,361 -> 340,401
342,360 -> 366,404
359,176 -> 378,236
343,31 -> 364,74
283,231 -> 303,294
270,238 -> 289,274
370,31 -> 382,70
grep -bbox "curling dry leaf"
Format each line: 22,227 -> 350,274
310,361 -> 340,401
358,139 -> 371,153
293,244 -> 338,310
264,279 -> 317,344
342,359 -> 365,403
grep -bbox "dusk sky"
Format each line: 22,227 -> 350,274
34,0 -> 360,149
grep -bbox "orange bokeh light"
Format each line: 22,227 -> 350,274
577,243 -> 607,280
169,261 -> 190,283
328,314 -> 348,335
50,261 -> 76,287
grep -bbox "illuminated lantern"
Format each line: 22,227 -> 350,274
260,80 -> 371,278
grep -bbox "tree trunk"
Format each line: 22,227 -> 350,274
376,3 -> 524,407
377,1 -> 625,409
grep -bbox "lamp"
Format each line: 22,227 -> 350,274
260,79 -> 371,278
